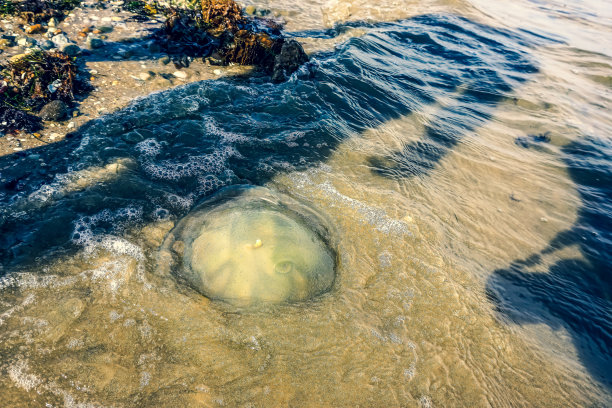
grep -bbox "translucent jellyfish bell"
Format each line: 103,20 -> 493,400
158,186 -> 337,306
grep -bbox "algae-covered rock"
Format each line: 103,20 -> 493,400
156,0 -> 308,82
271,39 -> 309,83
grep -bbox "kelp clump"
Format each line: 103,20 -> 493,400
0,50 -> 82,132
0,0 -> 80,23
158,0 -> 308,82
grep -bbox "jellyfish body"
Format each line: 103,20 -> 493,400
159,186 -> 336,306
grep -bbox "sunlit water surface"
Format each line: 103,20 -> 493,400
0,0 -> 610,406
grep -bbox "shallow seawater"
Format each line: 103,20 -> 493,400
1,0 -> 611,406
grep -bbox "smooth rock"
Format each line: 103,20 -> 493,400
244,5 -> 256,15
148,42 -> 160,53
61,43 -> 80,56
17,37 -> 36,47
25,24 -> 43,34
121,131 -> 144,144
173,70 -> 187,79
41,40 -> 55,50
138,71 -> 153,81
87,37 -> 104,49
25,46 -> 42,55
51,33 -> 70,46
159,55 -> 170,65
39,100 -> 68,121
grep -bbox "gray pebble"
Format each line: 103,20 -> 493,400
61,43 -> 81,56
87,37 -> 104,49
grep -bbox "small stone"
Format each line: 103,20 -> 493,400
41,40 -> 54,50
244,5 -> 256,15
9,53 -> 27,63
205,52 -> 224,66
17,37 -> 36,47
87,37 -> 104,49
48,17 -> 58,28
159,55 -> 170,65
25,24 -> 43,34
138,71 -> 153,81
39,100 -> 68,121
97,25 -> 113,33
51,33 -> 70,46
67,121 -> 75,129
121,131 -> 144,144
1,34 -> 16,46
117,48 -> 132,58
25,46 -> 42,55
173,70 -> 187,79
101,16 -> 112,22
540,217 -> 548,223
111,16 -> 122,22
61,43 -> 80,56
148,42 -> 160,53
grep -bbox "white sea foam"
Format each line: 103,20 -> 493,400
290,169 -> 412,236
8,359 -> 42,392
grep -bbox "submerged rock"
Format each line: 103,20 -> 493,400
87,37 -> 104,49
158,186 -> 336,306
271,39 -> 309,83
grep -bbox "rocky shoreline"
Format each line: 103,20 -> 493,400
0,0 -> 308,156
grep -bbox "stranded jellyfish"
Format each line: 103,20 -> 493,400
158,186 -> 336,306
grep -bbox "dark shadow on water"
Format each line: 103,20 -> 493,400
0,13 -> 538,272
486,136 -> 612,390
0,10 -> 556,341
